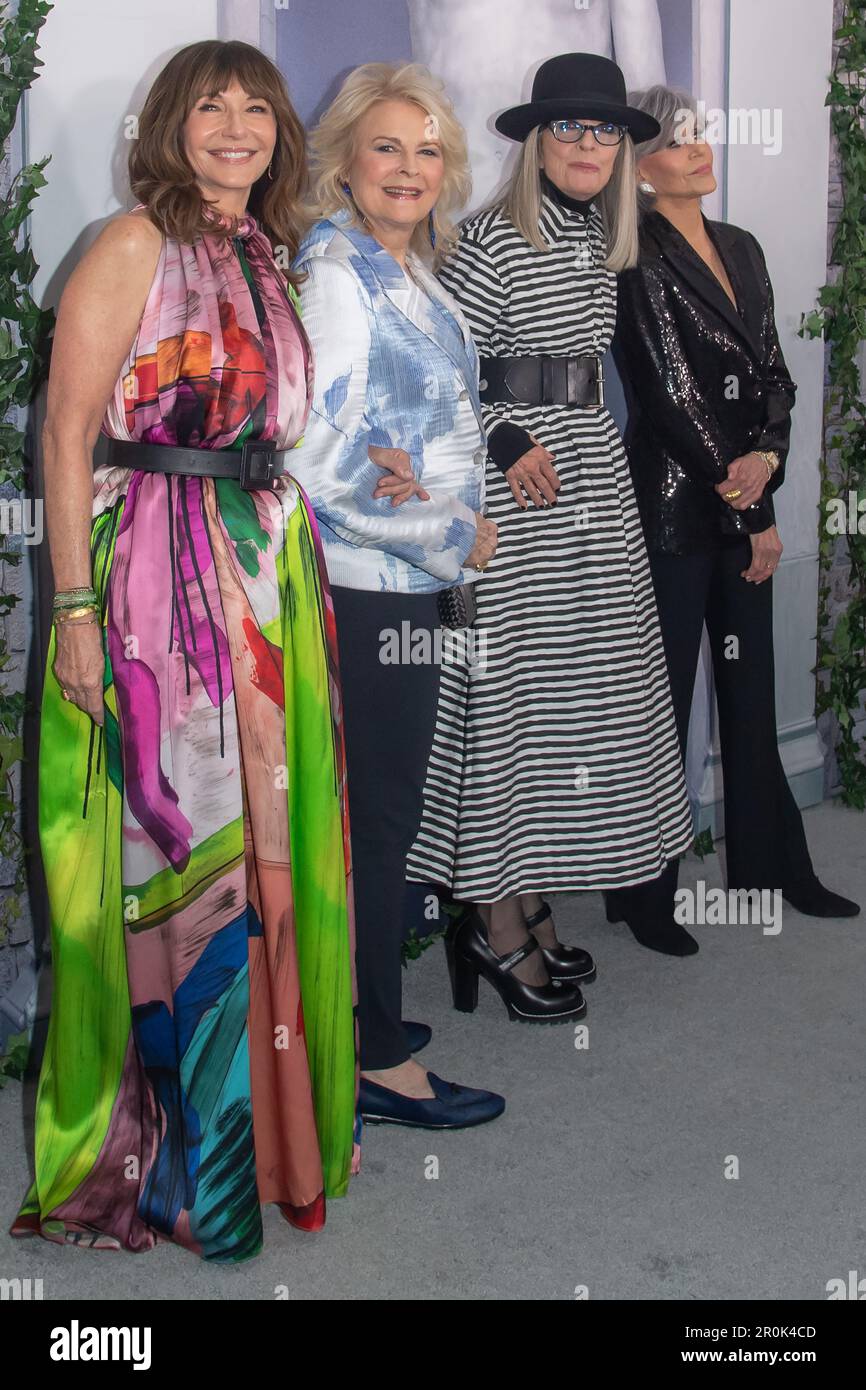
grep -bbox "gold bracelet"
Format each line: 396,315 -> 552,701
54,619 -> 100,633
758,450 -> 780,480
53,605 -> 99,624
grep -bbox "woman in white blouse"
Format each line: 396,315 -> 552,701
290,63 -> 506,1131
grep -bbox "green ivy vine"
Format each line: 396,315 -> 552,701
800,0 -> 866,807
0,0 -> 54,1078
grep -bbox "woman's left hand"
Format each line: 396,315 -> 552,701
742,524 -> 783,583
369,445 -> 431,506
715,452 -> 768,510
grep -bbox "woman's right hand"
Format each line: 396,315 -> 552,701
368,445 -> 431,506
52,621 -> 105,725
465,513 -> 498,570
505,442 -> 560,509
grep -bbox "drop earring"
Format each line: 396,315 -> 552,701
638,179 -> 656,195
342,181 -> 370,229
428,210 -> 436,249
267,161 -> 274,181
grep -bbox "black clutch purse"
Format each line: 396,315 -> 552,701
437,582 -> 477,630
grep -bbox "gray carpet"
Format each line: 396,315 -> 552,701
2,799 -> 863,1301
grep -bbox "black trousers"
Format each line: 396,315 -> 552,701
648,538 -> 816,898
331,585 -> 442,1071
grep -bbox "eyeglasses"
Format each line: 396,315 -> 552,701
548,119 -> 625,146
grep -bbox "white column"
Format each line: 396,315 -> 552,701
698,0 -> 835,830
691,0 -> 727,220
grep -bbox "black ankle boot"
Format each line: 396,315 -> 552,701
605,900 -> 699,957
783,879 -> 860,918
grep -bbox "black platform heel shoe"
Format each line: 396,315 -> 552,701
605,899 -> 699,957
523,898 -> 597,982
445,910 -> 586,1023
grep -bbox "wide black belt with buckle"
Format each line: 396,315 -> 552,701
479,354 -> 604,408
105,437 -> 289,491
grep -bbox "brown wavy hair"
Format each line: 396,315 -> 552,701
129,40 -> 308,289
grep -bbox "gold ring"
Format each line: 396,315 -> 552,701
474,563 -> 487,572
724,489 -> 742,501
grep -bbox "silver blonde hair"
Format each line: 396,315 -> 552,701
497,125 -> 639,272
306,62 -> 471,265
629,86 -> 700,218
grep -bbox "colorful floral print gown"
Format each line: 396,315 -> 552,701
11,209 -> 357,1262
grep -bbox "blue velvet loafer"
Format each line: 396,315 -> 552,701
359,1072 -> 506,1129
403,1020 -> 432,1054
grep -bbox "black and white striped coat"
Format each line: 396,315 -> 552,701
407,195 -> 693,898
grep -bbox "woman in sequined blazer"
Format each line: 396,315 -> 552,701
613,84 -> 858,922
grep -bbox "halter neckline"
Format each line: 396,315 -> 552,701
205,208 -> 259,240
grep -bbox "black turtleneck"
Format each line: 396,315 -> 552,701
541,172 -> 595,218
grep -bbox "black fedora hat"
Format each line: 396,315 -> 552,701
495,52 -> 660,144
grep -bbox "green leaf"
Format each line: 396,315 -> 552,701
0,734 -> 24,774
0,1030 -> 31,1085
0,0 -> 54,943
692,827 -> 715,860
400,926 -> 446,968
808,2 -> 866,803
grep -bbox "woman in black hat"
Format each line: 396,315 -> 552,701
407,54 -> 698,1017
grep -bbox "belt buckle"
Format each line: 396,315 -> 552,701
238,438 -> 278,490
579,357 -> 604,410
593,359 -> 605,409
567,357 -> 604,409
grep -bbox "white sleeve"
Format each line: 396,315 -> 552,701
291,256 -> 478,581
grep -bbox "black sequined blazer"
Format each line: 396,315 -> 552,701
613,209 -> 797,554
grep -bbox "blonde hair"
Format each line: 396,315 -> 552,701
306,62 -> 471,265
498,126 -> 639,272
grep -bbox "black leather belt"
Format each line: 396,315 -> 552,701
479,354 -> 604,408
105,437 -> 290,491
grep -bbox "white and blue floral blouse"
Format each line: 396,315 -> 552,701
291,211 -> 487,593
